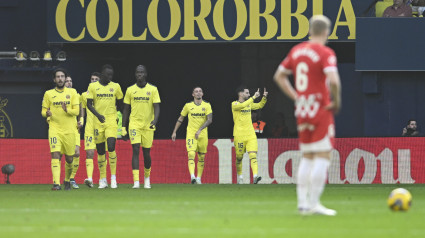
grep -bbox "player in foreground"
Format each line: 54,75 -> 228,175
171,87 -> 213,184
274,15 -> 341,216
87,65 -> 123,189
64,75 -> 83,189
42,68 -> 80,190
122,65 -> 160,189
80,72 -> 101,188
231,86 -> 267,184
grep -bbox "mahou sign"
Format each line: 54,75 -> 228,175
0,138 -> 422,184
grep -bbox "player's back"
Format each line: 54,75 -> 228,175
282,42 -> 337,121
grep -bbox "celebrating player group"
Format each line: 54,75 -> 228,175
41,15 -> 341,215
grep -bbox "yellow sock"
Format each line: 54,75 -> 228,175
133,169 -> 139,182
98,154 -> 107,179
86,159 -> 94,179
249,153 -> 258,177
188,151 -> 196,176
51,159 -> 60,185
197,153 -> 205,178
236,157 -> 243,176
65,161 -> 73,182
144,167 -> 151,178
70,156 -> 79,179
109,151 -> 117,176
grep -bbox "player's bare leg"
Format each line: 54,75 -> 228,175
248,151 -> 261,184
70,145 -> 80,189
96,142 -> 108,189
142,147 -> 152,189
107,137 -> 118,188
131,144 -> 141,189
64,155 -> 74,191
84,149 -> 95,188
51,152 -> 62,190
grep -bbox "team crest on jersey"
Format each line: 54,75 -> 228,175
110,88 -> 114,92
147,91 -> 151,96
202,107 -> 205,111
66,95 -> 70,99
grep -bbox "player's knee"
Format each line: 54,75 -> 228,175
188,151 -> 196,159
87,150 -> 94,158
65,156 -> 73,164
74,151 -> 80,158
142,148 -> 150,157
236,156 -> 243,163
107,144 -> 115,152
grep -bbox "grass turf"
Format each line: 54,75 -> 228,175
0,184 -> 424,238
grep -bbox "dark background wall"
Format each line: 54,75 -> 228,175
0,0 -> 424,139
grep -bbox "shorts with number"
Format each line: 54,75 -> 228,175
84,132 -> 96,150
186,136 -> 208,153
129,128 -> 154,148
298,109 -> 335,153
94,121 -> 118,144
234,137 -> 258,157
49,130 -> 76,156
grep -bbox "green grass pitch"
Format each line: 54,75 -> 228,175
0,184 -> 424,238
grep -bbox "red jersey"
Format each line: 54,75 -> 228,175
280,42 -> 338,149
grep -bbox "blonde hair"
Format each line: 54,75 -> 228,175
309,15 -> 331,36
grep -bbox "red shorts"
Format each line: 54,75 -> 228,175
297,109 -> 335,153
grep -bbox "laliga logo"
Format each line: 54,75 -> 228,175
214,139 -> 415,184
0,97 -> 13,138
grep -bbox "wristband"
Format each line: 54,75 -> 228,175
79,117 -> 84,125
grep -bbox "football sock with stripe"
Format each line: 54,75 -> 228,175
98,154 -> 107,180
86,158 -> 94,180
188,151 -> 196,178
109,151 -> 117,177
133,169 -> 139,182
249,153 -> 258,177
197,153 -> 205,179
70,156 -> 79,179
51,159 -> 60,185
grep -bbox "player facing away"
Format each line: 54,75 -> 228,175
64,75 -> 84,189
86,65 -> 124,189
231,86 -> 268,184
274,15 -> 341,216
171,87 -> 213,184
80,72 -> 100,188
41,68 -> 80,190
122,65 -> 160,189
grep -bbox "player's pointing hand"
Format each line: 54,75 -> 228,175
263,88 -> 268,97
254,88 -> 260,99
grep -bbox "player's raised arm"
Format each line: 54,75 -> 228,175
274,67 -> 298,101
325,71 -> 342,114
252,88 -> 268,110
232,89 -> 260,111
171,115 -> 186,141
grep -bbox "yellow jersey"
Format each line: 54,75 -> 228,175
123,83 -> 161,130
87,81 -> 123,124
42,87 -> 80,134
81,91 -> 95,134
231,97 -> 267,139
180,100 -> 212,138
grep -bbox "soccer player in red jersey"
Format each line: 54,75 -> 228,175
274,15 -> 341,216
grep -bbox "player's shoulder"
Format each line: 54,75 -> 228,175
88,81 -> 99,89
185,101 -> 194,106
111,81 -> 121,88
147,82 -> 157,88
202,100 -> 211,105
231,100 -> 239,105
127,84 -> 137,91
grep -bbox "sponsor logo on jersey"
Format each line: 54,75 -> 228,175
191,113 -> 206,117
134,97 -> 150,101
53,101 -> 71,106
97,94 -> 114,97
241,109 -> 251,113
110,88 -> 114,92
66,95 -> 70,99
202,108 -> 205,111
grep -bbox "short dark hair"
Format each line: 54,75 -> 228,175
236,85 -> 248,95
91,72 -> 101,78
408,119 -> 417,125
101,64 -> 113,72
192,86 -> 202,93
52,68 -> 67,79
136,65 -> 147,73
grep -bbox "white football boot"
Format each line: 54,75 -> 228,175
309,204 -> 337,216
111,179 -> 118,189
132,181 -> 140,189
98,179 -> 108,189
144,177 -> 151,189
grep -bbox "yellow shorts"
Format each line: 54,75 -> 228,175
234,137 -> 258,157
94,120 -> 118,144
49,131 -> 76,156
84,133 -> 96,150
129,128 -> 154,148
186,136 -> 208,153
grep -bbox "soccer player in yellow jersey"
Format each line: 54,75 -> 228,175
87,65 -> 124,189
80,72 -> 100,188
232,86 -> 268,184
41,68 -> 80,190
171,87 -> 213,184
122,65 -> 160,189
64,75 -> 83,189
